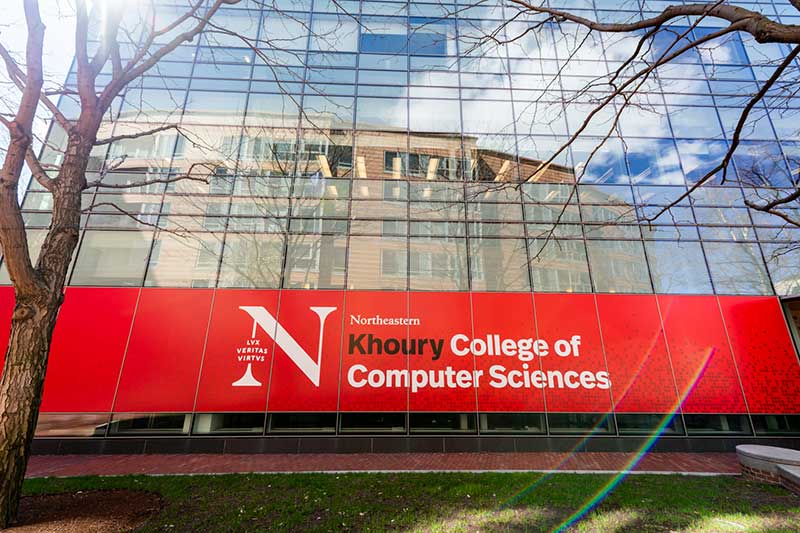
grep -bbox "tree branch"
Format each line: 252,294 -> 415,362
0,42 -> 73,132
93,123 -> 180,146
25,146 -> 53,192
85,161 -> 214,189
74,0 -> 96,108
747,188 -> 800,211
81,202 -> 162,229
88,3 -> 124,77
507,0 -> 800,44
0,0 -> 48,295
98,0 -> 230,110
646,44 -> 800,222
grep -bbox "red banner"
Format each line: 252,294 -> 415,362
598,294 -> 678,414
720,296 -> 800,414
340,291 -> 409,412
534,293 -> 613,413
472,292 -> 544,413
113,289 -> 213,412
195,290 -> 279,412
267,290 -> 343,412
43,288 -> 139,413
0,287 -> 798,416
0,286 -> 15,381
658,295 -> 747,414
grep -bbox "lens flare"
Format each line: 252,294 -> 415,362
496,311 -> 717,533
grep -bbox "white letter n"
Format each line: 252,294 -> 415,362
239,306 -> 337,387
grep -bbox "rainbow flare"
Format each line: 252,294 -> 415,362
497,318 -> 718,533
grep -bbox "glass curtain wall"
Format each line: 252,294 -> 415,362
8,0 -> 799,296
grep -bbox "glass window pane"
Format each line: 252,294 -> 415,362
409,134 -> 463,180
571,138 -> 629,184
617,413 -> 684,436
108,413 -> 191,435
464,134 -> 519,181
359,69 -> 407,86
578,184 -> 634,205
529,238 -> 592,293
479,413 -> 545,434
684,414 -> 752,435
284,234 -> 346,289
763,243 -> 800,296
514,100 -> 568,136
461,100 -> 514,133
644,240 -> 713,294
71,230 -> 153,286
262,10 -> 309,49
733,141 -> 793,187
120,88 -> 186,123
752,414 -> 800,436
339,413 -> 406,433
566,103 -> 619,137
200,9 -> 260,47
618,106 -> 672,138
676,140 -> 730,184
356,97 -> 407,131
695,29 -> 749,65
467,202 -> 523,222
246,93 -> 300,128
351,199 -> 406,220
719,107 -> 776,141
184,91 -> 247,125
669,106 -> 723,139
410,221 -> 465,237
581,204 -> 637,224
360,16 -> 408,54
524,203 -> 581,224
547,413 -> 614,434
219,233 -> 284,288
0,229 -> 50,285
35,414 -> 109,437
409,99 -> 461,133
704,242 -> 772,295
586,240 -> 652,293
409,237 -> 468,291
470,237 -> 530,291
193,413 -> 265,435
410,413 -> 476,433
301,95 -> 354,129
269,413 -> 336,433
348,236 -> 406,289
310,14 -> 359,52
625,139 -> 685,185
145,232 -> 222,288
694,207 -> 751,226
409,18 -> 457,56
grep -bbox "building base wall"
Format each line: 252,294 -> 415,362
31,436 -> 800,456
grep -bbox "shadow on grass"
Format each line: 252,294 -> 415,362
22,472 -> 800,532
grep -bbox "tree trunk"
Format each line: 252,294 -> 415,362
0,292 -> 61,527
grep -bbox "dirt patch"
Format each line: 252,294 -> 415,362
9,489 -> 161,532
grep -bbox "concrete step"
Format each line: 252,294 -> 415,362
777,464 -> 800,495
736,445 -> 800,485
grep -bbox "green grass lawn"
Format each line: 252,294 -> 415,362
23,471 -> 800,532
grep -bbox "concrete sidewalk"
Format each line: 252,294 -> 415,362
25,452 -> 740,478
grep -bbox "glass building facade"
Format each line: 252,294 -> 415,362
5,0 -> 800,445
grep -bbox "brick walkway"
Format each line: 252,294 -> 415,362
25,452 -> 740,478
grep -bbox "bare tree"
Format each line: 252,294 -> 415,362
0,0 -> 272,524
